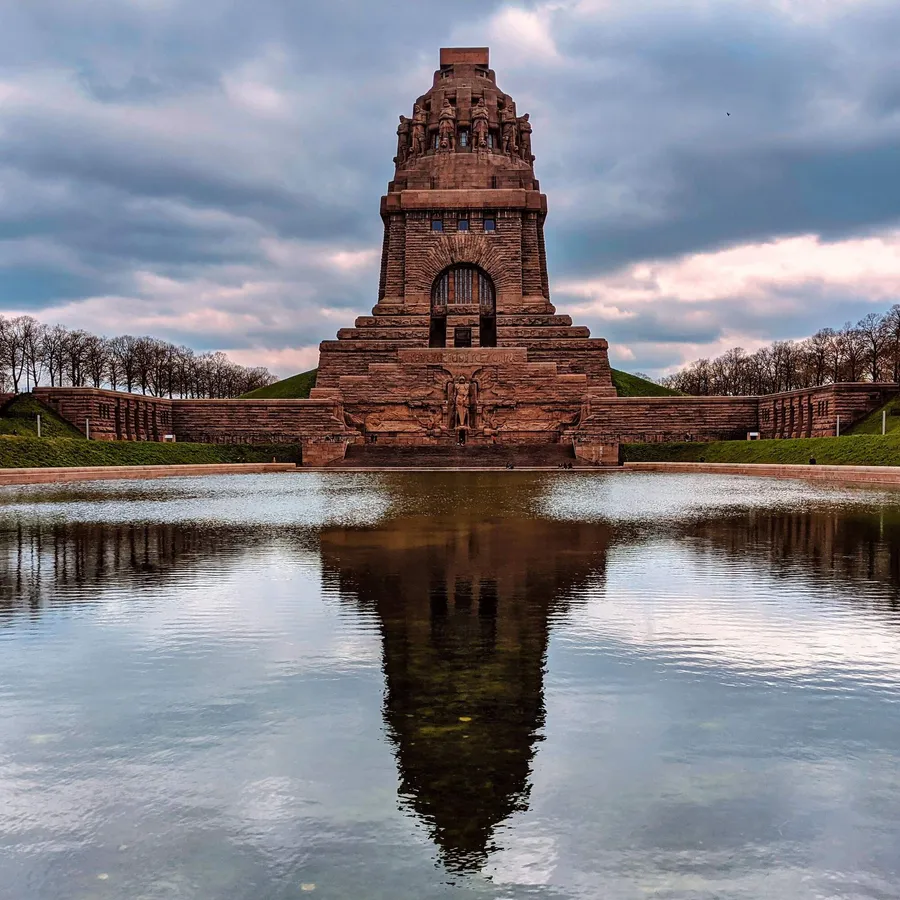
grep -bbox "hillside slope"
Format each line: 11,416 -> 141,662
0,394 -> 84,438
622,433 -> 900,466
0,437 -> 301,468
846,397 -> 900,435
610,369 -> 681,397
241,369 -> 317,399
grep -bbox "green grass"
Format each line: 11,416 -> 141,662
622,433 -> 900,466
0,394 -> 84,439
611,369 -> 681,397
0,437 -> 302,469
241,369 -> 317,399
846,398 -> 900,435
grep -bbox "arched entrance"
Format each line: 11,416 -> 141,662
430,264 -> 497,348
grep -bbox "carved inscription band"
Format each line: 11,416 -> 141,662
399,348 -> 527,365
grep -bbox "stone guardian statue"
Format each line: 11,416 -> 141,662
438,97 -> 457,152
410,104 -> 427,157
471,97 -> 490,149
517,113 -> 533,163
395,115 -> 411,165
500,99 -> 518,155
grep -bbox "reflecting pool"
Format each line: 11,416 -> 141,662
1,472 -> 899,899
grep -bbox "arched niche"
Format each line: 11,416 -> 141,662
430,264 -> 497,348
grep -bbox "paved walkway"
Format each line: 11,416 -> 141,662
0,462 -> 297,486
623,461 -> 900,486
4,461 -> 900,487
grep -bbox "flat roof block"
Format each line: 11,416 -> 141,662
440,47 -> 489,67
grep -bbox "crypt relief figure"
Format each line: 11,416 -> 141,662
395,115 -> 411,165
450,377 -> 475,429
500,99 -> 518,155
471,97 -> 490,149
438,98 -> 457,151
410,104 -> 427,157
517,113 -> 533,162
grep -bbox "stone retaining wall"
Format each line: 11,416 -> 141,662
577,395 -> 760,443
624,461 -> 900,486
758,383 -> 896,439
32,389 -> 356,459
34,388 -> 174,440
0,463 -> 297,486
21,380 -> 898,469
574,383 -> 896,445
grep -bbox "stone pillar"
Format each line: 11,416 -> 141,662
574,441 -> 620,467
384,215 -> 406,299
521,212 -> 542,295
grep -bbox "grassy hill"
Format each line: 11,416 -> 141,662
0,436 -> 301,468
241,367 -> 675,400
241,369 -> 317,400
0,394 -> 84,439
846,397 -> 900,435
622,433 -> 900,466
610,369 -> 681,397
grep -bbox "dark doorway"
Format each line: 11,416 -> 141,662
479,315 -> 497,347
454,327 -> 472,348
429,316 -> 447,348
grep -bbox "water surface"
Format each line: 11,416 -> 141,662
1,472 -> 899,899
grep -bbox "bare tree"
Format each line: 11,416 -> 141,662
0,316 -> 29,392
858,311 -> 888,382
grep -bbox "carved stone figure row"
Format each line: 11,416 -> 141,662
395,99 -> 533,163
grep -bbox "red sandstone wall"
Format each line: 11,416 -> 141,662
575,383 -> 898,445
400,206 -> 531,310
34,388 -> 174,441
170,398 -> 352,445
758,383 -> 896,439
33,389 -> 356,452
30,382 -> 898,455
576,396 -> 761,443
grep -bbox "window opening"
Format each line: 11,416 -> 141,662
454,327 -> 472,348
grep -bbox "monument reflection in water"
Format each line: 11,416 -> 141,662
321,505 -> 611,871
2,473 -> 900,895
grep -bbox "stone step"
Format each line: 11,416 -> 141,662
333,443 -> 582,468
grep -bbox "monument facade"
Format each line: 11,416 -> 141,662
312,47 -> 616,451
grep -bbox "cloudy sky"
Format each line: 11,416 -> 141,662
2,0 -> 900,379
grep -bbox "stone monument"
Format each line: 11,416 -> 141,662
313,47 -> 617,453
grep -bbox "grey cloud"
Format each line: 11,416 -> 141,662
549,137 -> 900,274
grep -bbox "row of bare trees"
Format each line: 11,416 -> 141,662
0,315 -> 277,398
661,306 -> 900,396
